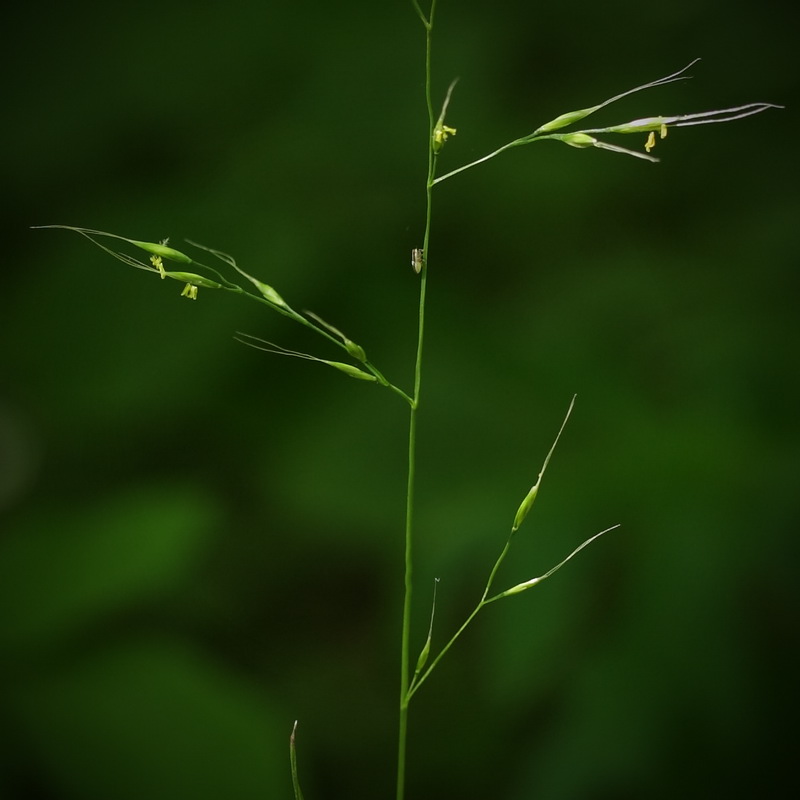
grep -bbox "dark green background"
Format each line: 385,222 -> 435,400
2,0 -> 797,797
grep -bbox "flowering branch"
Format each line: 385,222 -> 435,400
31,225 -> 414,404
433,60 -> 782,182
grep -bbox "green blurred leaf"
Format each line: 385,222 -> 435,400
0,484 -> 219,654
8,638 -> 285,799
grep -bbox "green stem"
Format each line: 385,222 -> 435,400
397,3 -> 436,799
432,138 -> 531,185
406,536 -> 511,700
232,286 -> 414,404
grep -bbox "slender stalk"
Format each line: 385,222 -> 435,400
407,521 -> 618,700
432,138 -> 527,184
406,539 -> 509,701
397,3 -> 437,799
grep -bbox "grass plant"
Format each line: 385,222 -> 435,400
34,1 -> 780,796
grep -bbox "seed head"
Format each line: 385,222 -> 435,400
531,60 -> 781,163
165,271 -> 223,289
129,239 -> 193,264
321,361 -> 377,382
167,271 -> 223,299
344,340 -> 368,363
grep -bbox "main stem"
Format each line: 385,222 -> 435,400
397,5 -> 436,799
396,268 -> 426,800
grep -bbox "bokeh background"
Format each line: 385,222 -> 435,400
2,0 -> 797,797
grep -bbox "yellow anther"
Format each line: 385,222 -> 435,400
150,254 -> 166,279
660,122 -> 668,139
645,131 -> 657,152
180,283 -> 198,300
433,124 -> 457,151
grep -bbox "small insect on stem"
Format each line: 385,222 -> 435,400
412,248 -> 425,274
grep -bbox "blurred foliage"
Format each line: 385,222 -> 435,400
1,0 -> 797,798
